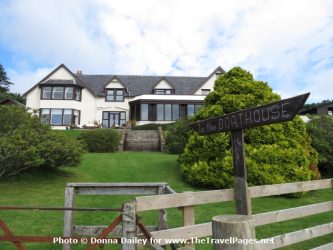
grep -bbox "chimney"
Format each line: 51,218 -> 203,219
76,70 -> 82,75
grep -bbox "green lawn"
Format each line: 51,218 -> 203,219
0,152 -> 333,249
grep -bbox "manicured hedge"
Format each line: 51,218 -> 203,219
78,129 -> 120,152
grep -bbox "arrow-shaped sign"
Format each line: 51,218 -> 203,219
189,93 -> 310,135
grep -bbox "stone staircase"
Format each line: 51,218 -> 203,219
124,130 -> 161,151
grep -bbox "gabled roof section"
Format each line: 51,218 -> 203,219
152,77 -> 175,89
0,98 -> 25,107
23,64 -> 89,96
103,76 -> 127,89
206,66 -> 226,80
192,66 -> 226,94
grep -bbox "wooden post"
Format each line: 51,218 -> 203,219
63,186 -> 75,250
183,205 -> 195,249
231,130 -> 251,216
122,202 -> 136,250
212,215 -> 256,250
158,186 -> 168,230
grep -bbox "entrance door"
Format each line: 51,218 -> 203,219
102,111 -> 126,128
109,112 -> 120,127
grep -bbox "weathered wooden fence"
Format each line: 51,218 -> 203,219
131,178 -> 333,250
63,182 -> 175,250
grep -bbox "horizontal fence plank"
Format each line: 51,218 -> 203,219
149,223 -> 212,245
310,242 -> 333,250
135,179 -> 332,211
76,186 -> 160,195
67,182 -> 168,187
250,179 -> 332,198
253,201 -> 333,226
73,225 -> 158,236
256,222 -> 333,250
136,189 -> 234,212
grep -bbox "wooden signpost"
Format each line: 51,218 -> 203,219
189,93 -> 310,215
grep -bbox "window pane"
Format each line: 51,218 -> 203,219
120,112 -> 126,119
40,109 -> 50,124
155,89 -> 164,95
103,112 -> 108,119
187,104 -> 195,117
201,89 -> 210,95
172,104 -> 179,120
120,119 -> 126,126
116,95 -> 124,101
157,104 -> 164,121
165,89 -> 172,94
52,87 -> 64,99
106,90 -> 114,101
63,109 -> 72,125
116,90 -> 124,101
51,109 -> 62,125
75,88 -> 81,101
165,104 -> 172,121
141,104 -> 148,121
42,87 -> 51,99
102,120 -> 109,128
65,87 -> 74,99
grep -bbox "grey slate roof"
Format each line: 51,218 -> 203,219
40,79 -> 84,86
77,75 -> 208,97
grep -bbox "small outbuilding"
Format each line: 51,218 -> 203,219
0,98 -> 25,108
299,101 -> 333,116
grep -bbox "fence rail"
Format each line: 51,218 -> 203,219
134,178 -> 333,249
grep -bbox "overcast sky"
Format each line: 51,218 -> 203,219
1,0 -> 333,103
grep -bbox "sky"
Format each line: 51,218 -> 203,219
1,0 -> 333,103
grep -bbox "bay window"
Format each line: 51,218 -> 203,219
41,86 -> 81,101
40,108 -> 80,126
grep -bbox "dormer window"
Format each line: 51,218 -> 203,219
154,89 -> 173,95
106,88 -> 125,102
201,89 -> 210,95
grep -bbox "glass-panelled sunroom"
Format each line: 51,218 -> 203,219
129,95 -> 205,124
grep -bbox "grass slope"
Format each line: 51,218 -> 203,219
0,152 -> 332,249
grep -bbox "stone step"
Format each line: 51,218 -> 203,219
124,130 -> 161,151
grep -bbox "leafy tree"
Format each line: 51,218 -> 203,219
0,105 -> 84,179
0,91 -> 26,104
179,67 -> 319,189
306,115 -> 333,177
0,64 -> 13,92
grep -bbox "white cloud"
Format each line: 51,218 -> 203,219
1,0 -> 333,102
8,67 -> 54,94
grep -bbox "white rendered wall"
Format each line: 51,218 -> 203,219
48,67 -> 75,80
25,87 -> 41,111
194,74 -> 218,95
105,80 -> 125,89
95,97 -> 131,125
154,79 -> 173,89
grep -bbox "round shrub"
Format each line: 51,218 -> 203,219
179,67 -> 318,189
0,106 -> 84,179
78,129 -> 120,152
